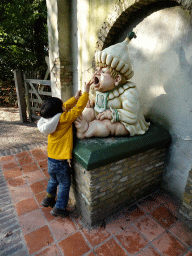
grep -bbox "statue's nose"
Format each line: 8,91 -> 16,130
95,70 -> 101,75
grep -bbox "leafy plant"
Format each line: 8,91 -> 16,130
0,0 -> 48,81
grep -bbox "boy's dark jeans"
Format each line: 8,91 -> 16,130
46,158 -> 71,209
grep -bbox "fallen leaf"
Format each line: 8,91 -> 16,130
5,231 -> 12,237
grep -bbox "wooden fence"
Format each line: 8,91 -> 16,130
24,76 -> 52,121
14,70 -> 52,122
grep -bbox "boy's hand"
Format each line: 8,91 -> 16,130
67,159 -> 72,167
75,90 -> 82,100
84,79 -> 93,93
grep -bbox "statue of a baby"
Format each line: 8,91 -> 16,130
75,32 -> 150,138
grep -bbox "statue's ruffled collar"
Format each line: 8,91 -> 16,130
94,81 -> 136,113
107,81 -> 136,100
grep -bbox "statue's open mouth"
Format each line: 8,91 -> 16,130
94,76 -> 99,86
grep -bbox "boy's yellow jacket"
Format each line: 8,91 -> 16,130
38,92 -> 89,160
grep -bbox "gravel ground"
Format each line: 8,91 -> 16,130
0,107 -> 47,151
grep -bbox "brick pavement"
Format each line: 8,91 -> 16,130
1,147 -> 192,256
0,108 -> 192,256
0,108 -> 47,255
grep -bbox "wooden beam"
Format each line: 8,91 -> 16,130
28,82 -> 43,103
29,90 -> 52,96
23,73 -> 32,122
25,79 -> 51,86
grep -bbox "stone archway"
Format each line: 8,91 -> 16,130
95,0 -> 192,227
96,0 -> 192,51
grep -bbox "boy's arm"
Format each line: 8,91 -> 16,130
60,92 -> 89,124
63,90 -> 82,111
63,97 -> 77,112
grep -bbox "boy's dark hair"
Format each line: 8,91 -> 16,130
40,97 -> 63,118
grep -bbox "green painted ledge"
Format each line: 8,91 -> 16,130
73,124 -> 171,171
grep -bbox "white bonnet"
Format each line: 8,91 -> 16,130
95,32 -> 136,80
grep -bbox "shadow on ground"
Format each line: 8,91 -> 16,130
0,108 -> 47,151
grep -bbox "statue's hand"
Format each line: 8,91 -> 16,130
96,110 -> 112,121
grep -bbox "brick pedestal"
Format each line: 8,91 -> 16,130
72,124 -> 171,226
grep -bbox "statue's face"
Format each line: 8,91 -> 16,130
93,66 -> 116,92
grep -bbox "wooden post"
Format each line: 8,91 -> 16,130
23,73 -> 32,122
13,70 -> 27,123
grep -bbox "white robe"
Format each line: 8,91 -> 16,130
94,82 -> 150,136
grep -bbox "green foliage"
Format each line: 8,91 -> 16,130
0,0 -> 48,81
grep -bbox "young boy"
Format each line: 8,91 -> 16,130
37,81 -> 92,217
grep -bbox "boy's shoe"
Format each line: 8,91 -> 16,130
50,207 -> 70,218
41,196 -> 56,208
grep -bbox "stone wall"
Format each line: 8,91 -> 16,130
51,59 -> 73,101
72,146 -> 168,226
46,0 -> 73,101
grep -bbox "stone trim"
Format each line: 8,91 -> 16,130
179,167 -> 192,228
73,124 -> 171,170
0,142 -> 47,157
